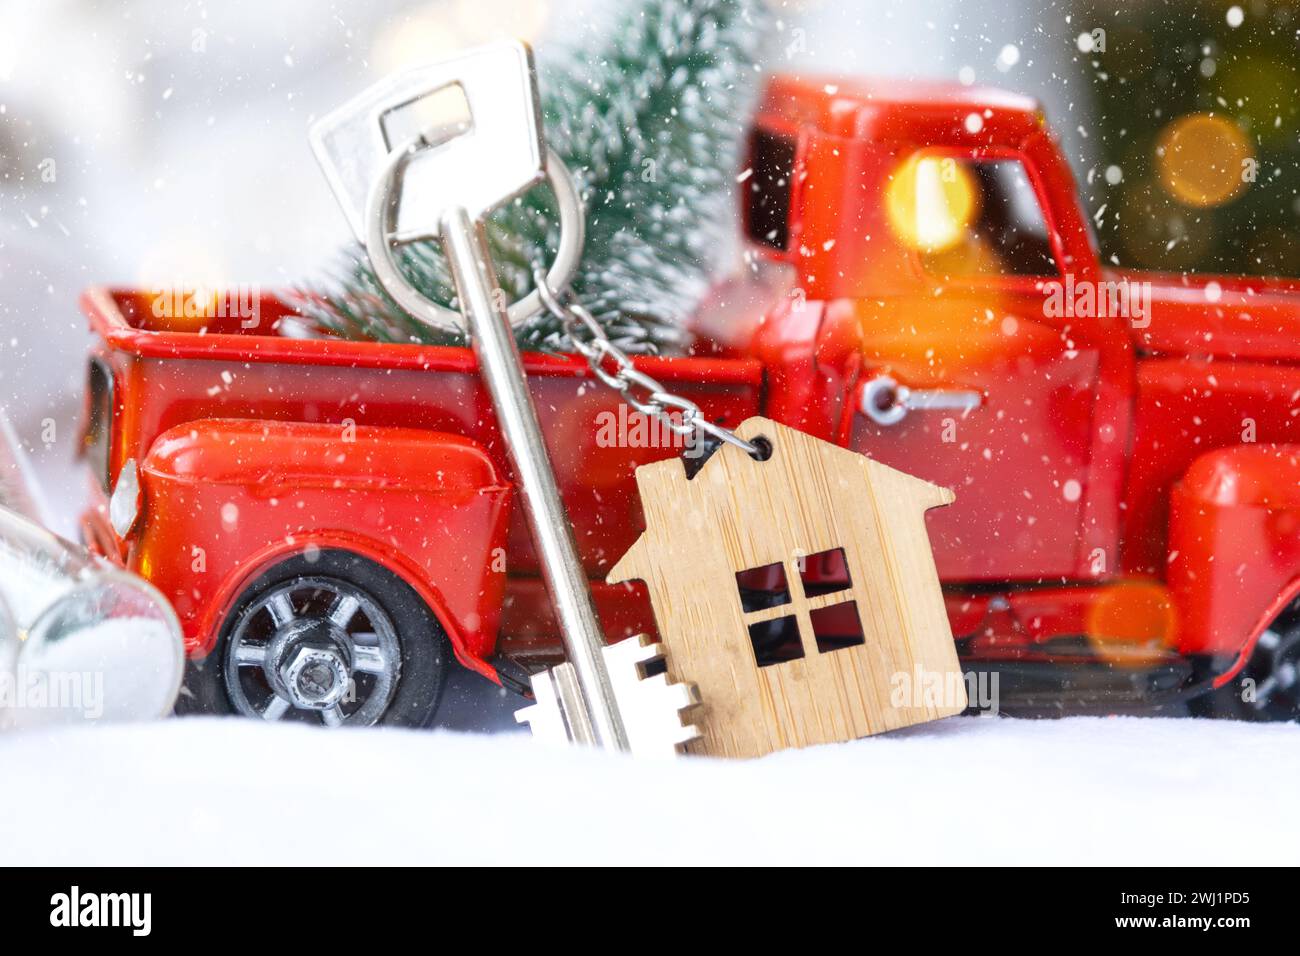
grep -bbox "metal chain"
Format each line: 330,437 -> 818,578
533,268 -> 763,458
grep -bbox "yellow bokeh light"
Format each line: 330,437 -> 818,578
136,238 -> 229,330
885,153 -> 980,253
1155,113 -> 1253,208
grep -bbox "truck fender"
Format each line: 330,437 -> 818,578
1167,443 -> 1300,671
132,418 -> 512,681
1217,575 -> 1300,689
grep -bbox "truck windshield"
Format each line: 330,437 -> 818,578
744,129 -> 796,252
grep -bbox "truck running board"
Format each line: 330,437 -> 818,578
960,656 -> 1195,717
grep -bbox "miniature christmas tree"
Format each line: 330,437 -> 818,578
298,0 -> 771,352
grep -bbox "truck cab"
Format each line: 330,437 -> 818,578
717,75 -> 1300,716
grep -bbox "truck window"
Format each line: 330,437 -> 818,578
744,130 -> 795,251
885,152 -> 1057,279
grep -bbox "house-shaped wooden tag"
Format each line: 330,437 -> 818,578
607,416 -> 965,759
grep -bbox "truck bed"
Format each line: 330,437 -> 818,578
83,287 -> 764,650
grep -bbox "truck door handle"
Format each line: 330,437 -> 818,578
858,375 -> 983,426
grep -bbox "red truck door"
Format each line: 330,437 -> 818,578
835,148 -> 1109,582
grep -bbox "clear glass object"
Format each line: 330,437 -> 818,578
0,505 -> 183,729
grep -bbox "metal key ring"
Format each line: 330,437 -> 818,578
365,136 -> 585,334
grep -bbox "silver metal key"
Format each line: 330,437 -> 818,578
311,42 -> 633,749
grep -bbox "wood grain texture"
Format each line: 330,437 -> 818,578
607,416 -> 964,758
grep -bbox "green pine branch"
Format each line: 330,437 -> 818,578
295,0 -> 772,352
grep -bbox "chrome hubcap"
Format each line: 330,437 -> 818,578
269,618 -> 354,710
224,576 -> 401,727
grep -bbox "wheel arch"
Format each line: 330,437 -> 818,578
134,418 -> 510,684
1168,443 -> 1300,664
1213,573 -> 1300,688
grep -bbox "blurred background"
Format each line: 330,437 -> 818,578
3,0 -> 1288,524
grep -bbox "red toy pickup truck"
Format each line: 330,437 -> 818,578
81,76 -> 1300,726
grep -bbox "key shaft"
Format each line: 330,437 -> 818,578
438,206 -> 630,752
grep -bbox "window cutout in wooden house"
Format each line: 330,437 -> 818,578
810,601 -> 866,654
748,616 -> 804,667
735,561 -> 790,613
799,546 -> 852,597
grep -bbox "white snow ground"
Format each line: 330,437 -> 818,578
2,709 -> 1296,865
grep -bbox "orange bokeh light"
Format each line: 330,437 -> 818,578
1085,580 -> 1179,666
1155,113 -> 1253,208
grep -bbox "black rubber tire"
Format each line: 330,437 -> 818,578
176,550 -> 450,728
1190,596 -> 1300,722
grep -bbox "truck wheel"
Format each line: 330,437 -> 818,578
1192,595 -> 1300,721
178,550 -> 449,727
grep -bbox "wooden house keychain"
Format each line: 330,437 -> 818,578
313,41 -> 964,759
606,417 -> 965,758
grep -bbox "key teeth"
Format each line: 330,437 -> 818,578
514,701 -> 549,728
603,634 -> 700,758
628,633 -> 666,660
616,633 -> 670,672
512,662 -> 595,747
514,635 -> 700,757
672,682 -> 701,709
